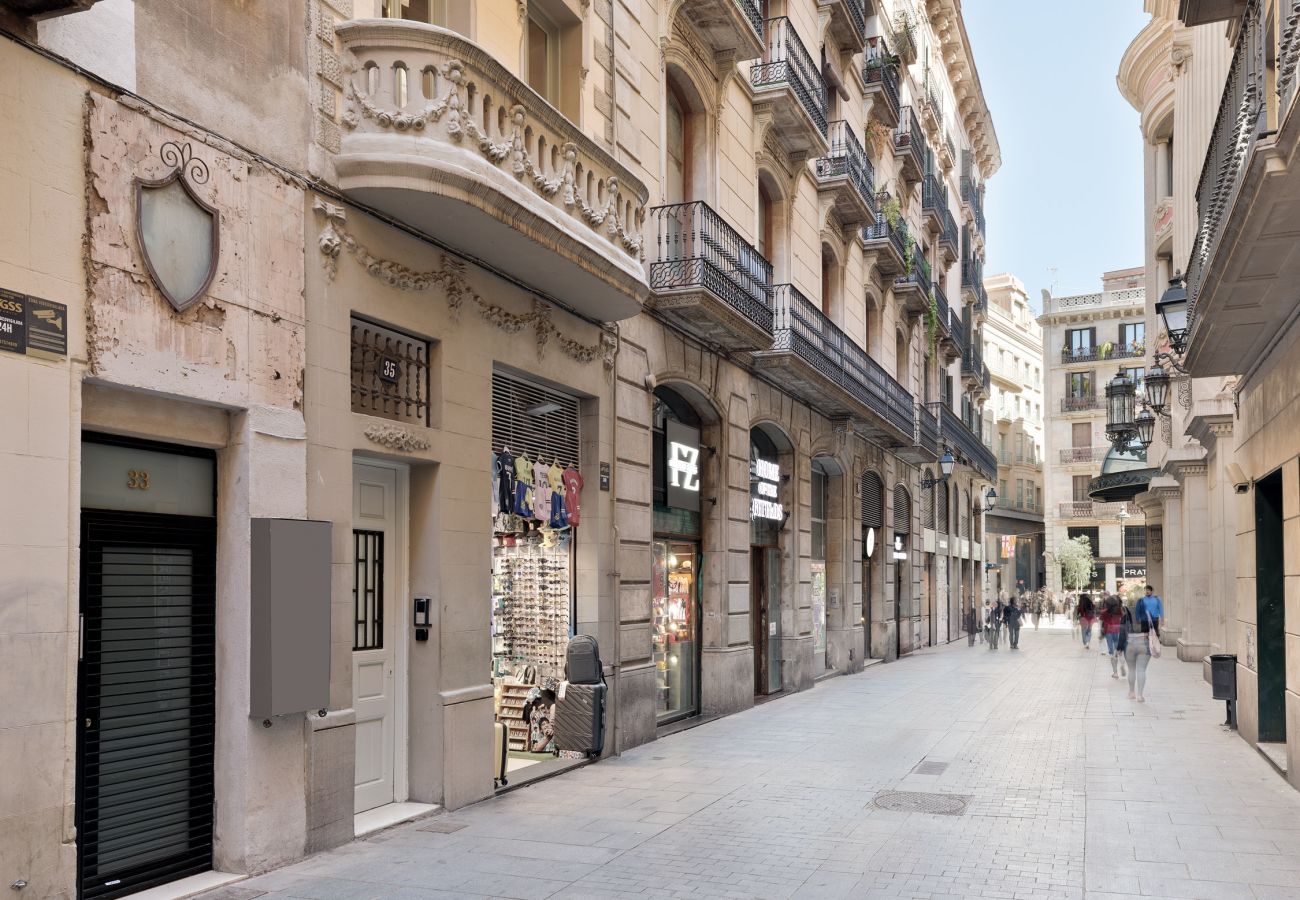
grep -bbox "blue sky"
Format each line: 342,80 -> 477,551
962,1 -> 1151,309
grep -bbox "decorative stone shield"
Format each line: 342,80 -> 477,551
135,141 -> 220,313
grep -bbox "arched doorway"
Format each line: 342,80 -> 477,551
652,386 -> 706,724
860,471 -> 884,662
750,424 -> 792,695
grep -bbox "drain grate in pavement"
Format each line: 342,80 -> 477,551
912,760 -> 948,775
871,790 -> 970,816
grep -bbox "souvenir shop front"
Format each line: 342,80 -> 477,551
489,372 -> 587,782
651,387 -> 703,725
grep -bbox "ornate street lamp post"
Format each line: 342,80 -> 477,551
1104,368 -> 1137,449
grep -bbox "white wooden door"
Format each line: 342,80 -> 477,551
353,462 -> 399,814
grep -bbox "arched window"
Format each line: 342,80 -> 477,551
758,179 -> 776,265
664,68 -> 710,205
860,471 -> 884,532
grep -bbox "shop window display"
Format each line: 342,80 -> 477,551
490,443 -> 583,769
652,541 -> 698,720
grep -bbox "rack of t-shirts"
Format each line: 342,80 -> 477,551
491,446 -> 583,534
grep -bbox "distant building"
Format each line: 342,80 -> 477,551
1039,269 -> 1148,594
981,274 -> 1045,597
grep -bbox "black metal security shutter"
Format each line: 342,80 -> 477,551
893,485 -> 911,532
860,471 -> 884,529
78,510 -> 216,900
491,371 -> 581,468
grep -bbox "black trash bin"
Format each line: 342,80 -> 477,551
1210,653 -> 1237,700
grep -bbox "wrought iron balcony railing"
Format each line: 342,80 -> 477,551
1059,344 -> 1145,364
922,173 -> 948,216
816,121 -> 878,219
863,44 -> 901,123
949,306 -> 967,358
752,17 -> 828,138
1060,395 -> 1101,413
939,404 -> 998,481
961,254 -> 983,291
938,204 -> 959,259
961,175 -> 986,237
893,105 -> 927,178
735,0 -> 762,36
1186,0 -> 1266,331
769,284 -> 915,435
895,244 -> 931,290
932,281 -> 950,334
649,201 -> 773,331
1060,447 -> 1110,464
916,402 -> 940,456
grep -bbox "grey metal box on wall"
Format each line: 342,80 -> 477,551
250,518 -> 332,718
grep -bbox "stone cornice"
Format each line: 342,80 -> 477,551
1183,395 -> 1235,449
923,0 -> 1001,177
1118,13 -> 1174,117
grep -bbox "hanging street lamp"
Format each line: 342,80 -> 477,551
1144,361 -> 1171,413
921,448 -> 956,488
1156,272 -> 1190,355
1104,368 -> 1137,449
1135,406 -> 1156,448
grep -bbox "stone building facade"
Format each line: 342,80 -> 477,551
981,273 -> 1045,597
0,0 -> 999,896
1039,270 -> 1148,595
1118,0 -> 1235,665
1124,0 -> 1300,785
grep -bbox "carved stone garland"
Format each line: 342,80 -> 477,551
363,423 -> 431,452
341,58 -> 643,259
314,199 -> 617,371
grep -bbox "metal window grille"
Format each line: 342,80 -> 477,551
350,316 -> 431,426
353,530 -> 384,651
1125,525 -> 1147,559
491,371 -> 581,467
921,478 -> 935,529
937,481 -> 949,533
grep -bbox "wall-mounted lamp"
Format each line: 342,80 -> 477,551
920,448 -> 955,488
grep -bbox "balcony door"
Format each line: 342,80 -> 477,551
1067,371 -> 1094,399
666,87 -> 686,206
1072,423 -> 1090,448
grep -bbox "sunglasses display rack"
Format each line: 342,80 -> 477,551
490,529 -> 573,682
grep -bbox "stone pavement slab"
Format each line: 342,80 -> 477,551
212,626 -> 1300,900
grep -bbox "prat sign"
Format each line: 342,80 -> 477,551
750,457 -> 784,522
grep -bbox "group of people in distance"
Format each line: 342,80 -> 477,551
968,585 -> 1165,702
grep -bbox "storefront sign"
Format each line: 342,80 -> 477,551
1123,565 -> 1146,579
665,420 -> 701,512
865,527 -> 876,559
0,289 -> 67,358
750,456 -> 784,521
892,533 -> 908,561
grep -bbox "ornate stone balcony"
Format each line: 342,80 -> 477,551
893,106 -> 928,184
920,173 -> 947,238
333,20 -> 649,322
893,246 -> 931,316
753,285 -> 915,446
648,201 -> 774,352
820,0 -> 867,53
678,0 -> 764,58
751,17 -> 830,157
863,40 -> 901,128
815,121 -> 879,227
860,209 -> 909,278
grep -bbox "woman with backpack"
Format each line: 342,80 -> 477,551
1123,586 -> 1163,702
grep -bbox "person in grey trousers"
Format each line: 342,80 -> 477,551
1122,589 -> 1162,702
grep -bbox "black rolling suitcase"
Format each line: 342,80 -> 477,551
565,634 -> 603,685
554,682 -> 606,756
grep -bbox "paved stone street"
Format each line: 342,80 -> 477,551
214,627 -> 1300,900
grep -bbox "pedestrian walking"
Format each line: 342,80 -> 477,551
1031,593 -> 1042,631
965,602 -> 979,647
1123,586 -> 1163,702
1077,593 -> 1096,650
1004,598 -> 1023,649
985,599 -> 1002,650
1100,595 -> 1127,679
